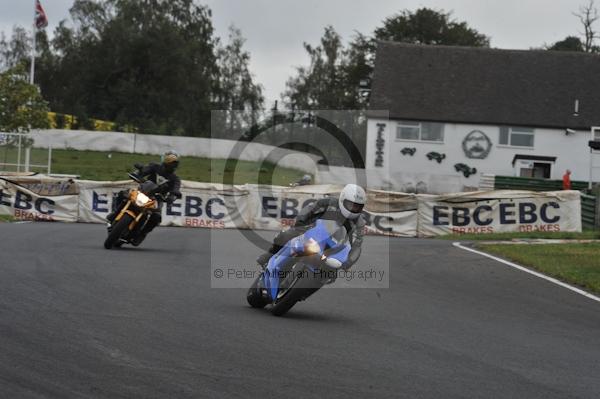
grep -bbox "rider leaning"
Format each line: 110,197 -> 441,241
108,151 -> 182,241
257,183 -> 367,270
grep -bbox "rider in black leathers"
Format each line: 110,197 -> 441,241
107,151 -> 181,241
257,184 -> 367,270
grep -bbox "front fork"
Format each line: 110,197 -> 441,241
114,201 -> 147,231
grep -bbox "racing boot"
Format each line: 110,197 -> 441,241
256,242 -> 285,269
106,212 -> 116,232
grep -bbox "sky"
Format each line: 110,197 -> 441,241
0,0 -> 590,104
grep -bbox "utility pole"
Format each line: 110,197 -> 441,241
30,0 -> 37,85
272,100 -> 278,133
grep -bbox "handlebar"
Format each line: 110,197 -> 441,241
128,168 -> 174,202
128,172 -> 144,183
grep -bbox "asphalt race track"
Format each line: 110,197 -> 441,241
1,222 -> 599,398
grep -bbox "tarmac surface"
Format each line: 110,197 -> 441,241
0,222 -> 599,398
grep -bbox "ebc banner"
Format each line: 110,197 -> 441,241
252,186 -> 418,237
0,177 -> 79,222
417,190 -> 582,237
77,180 -> 251,229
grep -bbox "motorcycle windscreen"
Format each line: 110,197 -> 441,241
140,180 -> 159,194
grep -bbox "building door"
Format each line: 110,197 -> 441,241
519,162 -> 551,178
532,162 -> 551,178
513,155 -> 556,179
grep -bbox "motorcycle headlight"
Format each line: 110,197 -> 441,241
324,257 -> 342,269
304,238 -> 321,255
134,192 -> 151,207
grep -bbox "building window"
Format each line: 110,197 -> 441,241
499,127 -> 535,147
396,121 -> 444,142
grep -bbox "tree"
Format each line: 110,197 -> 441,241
283,8 -> 489,111
0,65 -> 49,132
374,8 -> 490,47
283,26 -> 358,110
35,0 -> 222,136
214,25 -> 264,137
0,26 -> 31,71
545,1 -> 599,53
574,0 -> 600,52
0,1 -> 265,137
280,27 -> 370,166
342,32 -> 375,110
547,36 -> 585,52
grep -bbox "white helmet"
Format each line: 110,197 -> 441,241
339,184 -> 366,219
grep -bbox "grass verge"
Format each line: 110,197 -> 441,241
2,148 -> 306,185
439,230 -> 600,241
0,214 -> 14,223
477,243 -> 600,295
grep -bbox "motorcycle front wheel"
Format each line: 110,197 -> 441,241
270,267 -> 322,317
104,214 -> 134,249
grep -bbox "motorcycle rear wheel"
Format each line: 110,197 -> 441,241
104,214 -> 134,249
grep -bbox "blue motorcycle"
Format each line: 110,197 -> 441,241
247,219 -> 351,316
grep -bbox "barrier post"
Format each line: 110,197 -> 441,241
16,134 -> 23,172
593,185 -> 600,229
24,146 -> 31,172
47,144 -> 52,174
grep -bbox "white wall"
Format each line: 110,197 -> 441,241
363,118 -> 598,192
29,129 -> 319,174
316,165 -> 467,194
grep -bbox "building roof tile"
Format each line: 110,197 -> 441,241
369,41 -> 600,130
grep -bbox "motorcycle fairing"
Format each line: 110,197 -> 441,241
263,219 -> 350,301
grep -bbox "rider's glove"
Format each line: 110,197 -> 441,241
166,194 -> 177,204
290,238 -> 304,255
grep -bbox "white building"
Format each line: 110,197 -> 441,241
364,42 -> 600,193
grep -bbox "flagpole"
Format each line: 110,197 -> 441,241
30,0 -> 36,85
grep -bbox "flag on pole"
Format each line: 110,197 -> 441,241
34,0 -> 48,29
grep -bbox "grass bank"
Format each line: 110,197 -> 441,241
439,230 -> 600,241
477,243 -> 600,295
0,215 -> 14,223
6,148 -> 306,185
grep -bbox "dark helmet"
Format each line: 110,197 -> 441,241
162,150 -> 180,172
300,174 -> 312,184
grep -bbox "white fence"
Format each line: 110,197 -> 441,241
0,175 -> 582,237
0,132 -> 52,174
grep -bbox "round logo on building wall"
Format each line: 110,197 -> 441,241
462,130 -> 492,159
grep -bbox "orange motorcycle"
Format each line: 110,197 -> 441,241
103,171 -> 167,249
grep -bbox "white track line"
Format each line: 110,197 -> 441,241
453,242 -> 600,304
